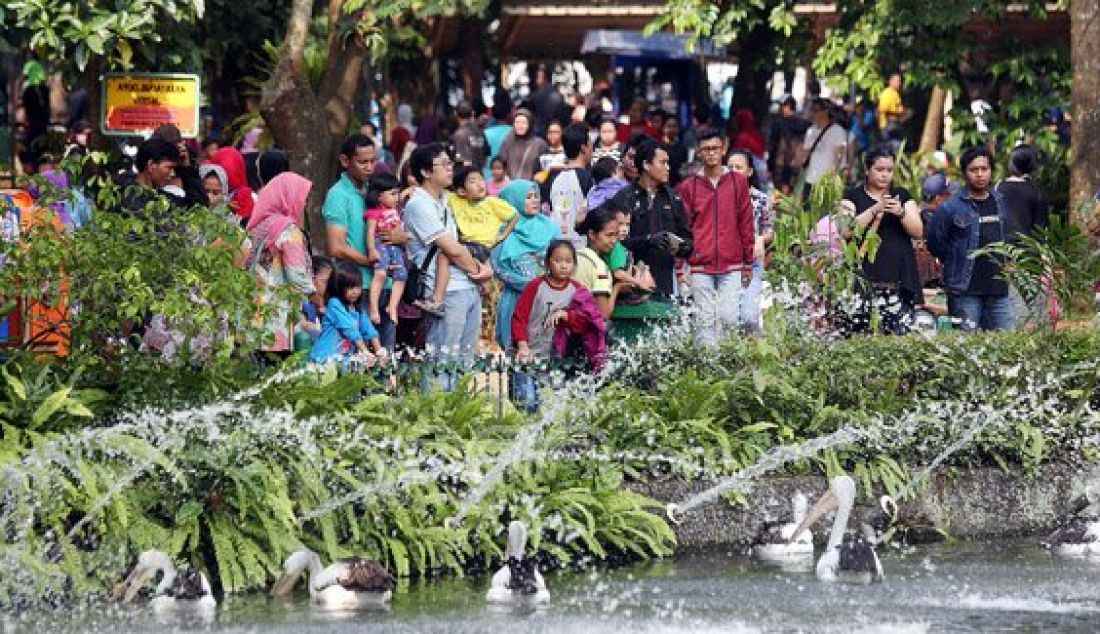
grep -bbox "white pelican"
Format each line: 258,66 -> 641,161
486,521 -> 549,604
752,492 -> 815,561
790,475 -> 884,583
110,549 -> 216,613
271,547 -> 394,609
1042,492 -> 1100,557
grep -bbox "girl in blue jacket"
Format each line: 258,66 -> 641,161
309,261 -> 387,365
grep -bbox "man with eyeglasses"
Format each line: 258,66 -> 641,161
676,128 -> 755,345
403,143 -> 494,376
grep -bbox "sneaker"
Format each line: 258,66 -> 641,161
414,298 -> 446,317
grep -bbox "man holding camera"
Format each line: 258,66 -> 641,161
675,128 -> 755,344
613,139 -> 694,301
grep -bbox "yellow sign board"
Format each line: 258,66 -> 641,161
102,73 -> 201,138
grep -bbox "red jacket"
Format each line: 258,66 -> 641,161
676,170 -> 755,274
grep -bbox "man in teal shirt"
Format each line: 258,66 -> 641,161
322,133 -> 405,349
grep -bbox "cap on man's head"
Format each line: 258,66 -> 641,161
921,172 -> 956,201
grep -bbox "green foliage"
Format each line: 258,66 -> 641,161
768,171 -> 882,311
974,215 -> 1100,323
2,0 -> 206,72
0,368 -> 678,607
0,361 -> 107,434
0,159 -> 273,372
609,328 -> 1100,489
2,313 -> 1098,608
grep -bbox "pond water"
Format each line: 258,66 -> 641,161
6,540 -> 1099,633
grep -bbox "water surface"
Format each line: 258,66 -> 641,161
6,540 -> 1100,633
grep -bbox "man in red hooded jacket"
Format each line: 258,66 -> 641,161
676,128 -> 755,344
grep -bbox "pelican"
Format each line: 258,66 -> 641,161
790,475 -> 884,583
271,547 -> 394,609
752,492 -> 815,561
1042,492 -> 1100,557
110,549 -> 216,613
486,521 -> 549,604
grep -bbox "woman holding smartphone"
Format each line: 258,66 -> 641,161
839,145 -> 923,334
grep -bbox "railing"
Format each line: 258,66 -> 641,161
357,351 -> 589,419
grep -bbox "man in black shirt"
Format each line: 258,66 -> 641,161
926,146 -> 1016,331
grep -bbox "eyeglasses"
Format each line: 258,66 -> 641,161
698,145 -> 723,154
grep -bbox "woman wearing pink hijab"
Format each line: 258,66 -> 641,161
246,172 -> 318,352
210,147 -> 256,221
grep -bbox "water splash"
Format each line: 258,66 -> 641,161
446,313 -> 700,527
665,426 -> 867,521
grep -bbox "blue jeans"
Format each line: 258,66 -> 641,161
358,289 -> 396,352
424,287 -> 482,391
947,294 -> 1017,332
739,260 -> 764,333
690,271 -> 744,345
509,371 -> 540,413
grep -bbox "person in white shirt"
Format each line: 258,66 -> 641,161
802,98 -> 848,189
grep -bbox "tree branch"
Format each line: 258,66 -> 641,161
319,7 -> 371,136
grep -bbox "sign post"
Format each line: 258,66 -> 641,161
101,73 -> 201,138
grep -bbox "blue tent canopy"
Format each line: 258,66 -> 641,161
580,29 -> 721,60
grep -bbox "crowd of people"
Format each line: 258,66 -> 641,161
2,69 -> 1065,375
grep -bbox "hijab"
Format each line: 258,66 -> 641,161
415,106 -> 440,144
31,170 -> 74,228
733,108 -> 766,158
246,172 -> 312,252
198,164 -> 228,198
258,150 -> 290,187
397,104 -> 416,133
211,147 -> 255,220
510,108 -> 535,140
497,179 -> 560,265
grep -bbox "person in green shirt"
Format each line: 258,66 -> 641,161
322,133 -> 408,349
601,204 -> 655,301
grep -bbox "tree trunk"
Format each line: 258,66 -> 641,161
918,84 -> 946,152
83,59 -> 107,152
459,17 -> 484,101
1070,0 -> 1100,217
261,0 -> 371,253
732,24 -> 774,123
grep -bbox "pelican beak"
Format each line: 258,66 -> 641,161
271,569 -> 303,597
111,565 -> 153,604
789,489 -> 839,543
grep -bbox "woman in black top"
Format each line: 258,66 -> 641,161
996,144 -> 1049,240
839,146 -> 924,334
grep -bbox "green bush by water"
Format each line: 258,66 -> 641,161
1,328 -> 1098,607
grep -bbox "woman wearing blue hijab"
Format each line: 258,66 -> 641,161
492,180 -> 560,349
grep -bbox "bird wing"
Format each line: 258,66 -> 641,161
328,558 -> 395,593
838,534 -> 880,574
166,569 -> 208,600
751,520 -> 786,545
1043,518 -> 1093,547
505,556 -> 540,595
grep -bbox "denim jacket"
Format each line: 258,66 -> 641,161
925,188 -> 1007,294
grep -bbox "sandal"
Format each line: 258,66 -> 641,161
413,298 -> 446,317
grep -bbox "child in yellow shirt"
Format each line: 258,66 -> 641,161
416,165 -> 518,316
